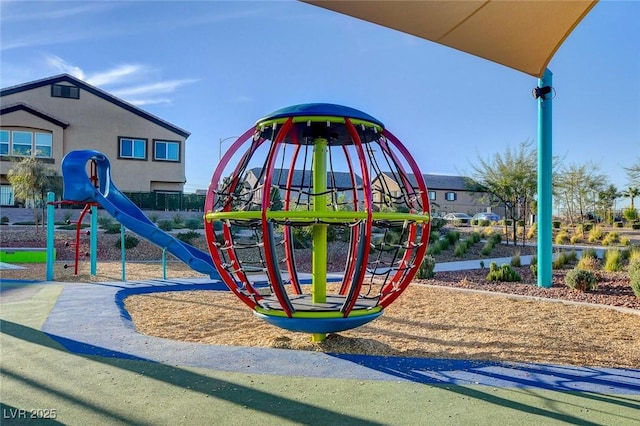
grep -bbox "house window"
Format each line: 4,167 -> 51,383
35,133 -> 52,157
0,129 -> 53,158
445,192 -> 457,201
12,131 -> 32,156
0,185 -> 14,206
0,130 -> 8,155
154,140 -> 180,162
428,191 -> 436,201
51,84 -> 80,99
119,137 -> 147,160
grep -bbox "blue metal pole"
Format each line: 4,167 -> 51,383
90,205 -> 98,275
46,192 -> 55,281
537,68 -> 553,288
121,224 -> 126,282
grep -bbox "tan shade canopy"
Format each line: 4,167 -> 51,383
302,0 -> 597,77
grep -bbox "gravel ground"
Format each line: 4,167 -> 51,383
2,225 -> 639,310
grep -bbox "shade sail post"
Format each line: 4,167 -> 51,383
537,68 -> 553,288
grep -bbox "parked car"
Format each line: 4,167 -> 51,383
472,212 -> 500,223
442,212 -> 472,226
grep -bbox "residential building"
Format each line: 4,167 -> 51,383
0,74 -> 190,205
372,172 -> 495,216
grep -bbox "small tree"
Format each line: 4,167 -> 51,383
6,157 -> 57,229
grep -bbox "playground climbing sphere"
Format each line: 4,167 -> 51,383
204,103 -> 431,341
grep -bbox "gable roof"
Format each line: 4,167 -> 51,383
1,102 -> 69,128
0,74 -> 190,138
248,167 -> 363,190
381,172 -> 480,191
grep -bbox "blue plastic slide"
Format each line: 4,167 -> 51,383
61,150 -> 220,279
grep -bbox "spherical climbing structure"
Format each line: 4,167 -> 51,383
204,103 -> 430,340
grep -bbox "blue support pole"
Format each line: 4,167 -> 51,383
162,248 -> 167,280
537,68 -> 553,288
90,205 -> 98,276
46,192 -> 55,281
121,224 -> 126,282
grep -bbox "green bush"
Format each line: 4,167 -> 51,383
105,223 -> 122,234
185,217 -> 202,230
157,219 -> 174,231
555,231 -> 570,245
471,219 -> 478,226
614,221 -> 623,228
176,230 -> 200,244
577,256 -> 599,271
446,230 -> 460,245
552,221 -> 561,229
416,255 -> 436,279
582,247 -> 598,259
553,251 -> 576,269
148,213 -> 159,223
98,216 -> 113,228
530,255 -> 538,277
588,226 -> 604,242
470,232 -> 482,243
481,240 -> 494,256
632,222 -> 640,230
629,260 -> 640,298
427,240 -> 442,255
0,216 -> 8,224
623,207 -> 638,222
115,234 -> 139,250
486,262 -> 521,282
510,253 -> 521,267
172,213 -> 184,226
453,242 -> 468,257
603,249 -> 623,272
439,238 -> 450,251
565,268 -> 597,292
570,235 -> 581,244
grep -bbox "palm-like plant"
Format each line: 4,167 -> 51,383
622,186 -> 640,210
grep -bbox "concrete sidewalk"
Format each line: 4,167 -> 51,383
2,279 -> 639,425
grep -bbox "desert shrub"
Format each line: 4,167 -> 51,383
0,216 -> 8,224
614,221 -> 623,228
176,230 -> 200,244
570,235 -> 581,244
526,223 -> 537,239
417,255 -> 436,279
454,241 -> 468,257
629,260 -> 640,298
490,233 -> 502,244
555,231 -> 570,245
565,268 -> 597,292
439,237 -> 450,251
620,236 -> 631,246
185,217 -> 203,230
292,226 -> 313,249
482,226 -> 494,238
582,247 -> 598,260
602,232 -> 620,246
427,240 -> 442,255
148,213 -> 159,223
157,219 -> 174,231
98,216 -> 113,228
471,219 -> 478,226
172,213 -> 184,226
480,219 -> 490,227
553,251 -> 576,269
577,256 -> 599,271
588,226 -> 604,243
530,255 -> 538,277
510,253 -> 521,267
552,221 -> 561,229
630,247 -> 640,264
470,232 -> 482,243
603,249 -> 623,272
632,222 -> 640,230
486,262 -> 521,282
115,234 -> 139,250
446,230 -> 460,245
623,206 -> 638,222
105,223 -> 121,234
481,240 -> 494,256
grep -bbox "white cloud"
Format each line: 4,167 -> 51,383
40,55 -> 198,107
45,55 -> 86,80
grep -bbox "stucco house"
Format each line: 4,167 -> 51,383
0,74 -> 190,206
372,172 -> 494,216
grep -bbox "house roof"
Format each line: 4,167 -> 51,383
382,172 -> 478,191
0,74 -> 190,138
249,167 -> 363,189
1,102 -> 69,128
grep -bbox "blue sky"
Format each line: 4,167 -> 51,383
1,1 -> 638,203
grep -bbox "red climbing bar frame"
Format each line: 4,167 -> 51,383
261,117 -> 295,317
340,117 -> 373,317
377,129 -> 430,308
283,143 -> 303,295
